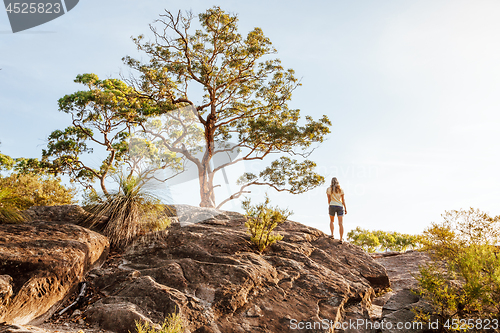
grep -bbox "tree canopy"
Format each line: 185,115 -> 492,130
125,7 -> 331,207
42,74 -> 182,195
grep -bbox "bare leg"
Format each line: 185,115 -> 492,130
329,215 -> 335,237
338,215 -> 344,242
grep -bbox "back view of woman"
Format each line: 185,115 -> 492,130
326,177 -> 347,243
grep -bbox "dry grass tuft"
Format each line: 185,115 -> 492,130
0,188 -> 25,224
84,175 -> 173,249
134,312 -> 184,333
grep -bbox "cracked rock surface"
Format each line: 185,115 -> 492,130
0,221 -> 109,325
372,251 -> 434,333
85,211 -> 389,333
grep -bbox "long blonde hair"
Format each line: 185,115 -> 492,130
331,177 -> 342,194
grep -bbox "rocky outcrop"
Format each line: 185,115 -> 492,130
0,205 -> 394,332
23,205 -> 90,224
84,211 -> 389,333
0,222 -> 109,325
372,251 -> 434,333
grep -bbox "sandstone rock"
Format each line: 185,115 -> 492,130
374,251 -> 431,291
23,205 -> 90,224
0,275 -> 13,308
382,289 -> 419,314
379,298 -> 434,333
172,204 -> 239,226
342,304 -> 378,333
85,213 -> 389,333
86,301 -> 157,333
372,251 -> 435,333
0,324 -> 50,333
0,222 -> 109,325
372,291 -> 394,307
380,308 -> 427,333
246,304 -> 263,317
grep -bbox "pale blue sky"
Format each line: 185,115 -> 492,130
1,0 -> 500,236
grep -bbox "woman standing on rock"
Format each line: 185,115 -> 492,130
326,177 -> 347,243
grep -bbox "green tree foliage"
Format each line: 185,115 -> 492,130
0,173 -> 76,210
415,208 -> 500,328
42,74 -> 133,194
0,145 -> 76,223
41,7 -> 330,209
84,173 -> 171,249
123,7 -> 331,207
0,142 -> 13,171
42,74 -> 182,195
0,153 -> 14,171
347,227 -> 423,253
242,196 -> 291,252
422,208 -> 500,256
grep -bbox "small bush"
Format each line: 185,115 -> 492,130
134,313 -> 184,333
347,227 -> 423,253
84,174 -> 171,249
415,208 -> 500,328
242,196 -> 291,252
0,173 -> 76,210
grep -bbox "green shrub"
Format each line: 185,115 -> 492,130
414,208 -> 500,329
347,227 -> 423,253
0,173 -> 76,224
0,152 -> 14,171
242,196 -> 291,252
133,313 -> 184,333
84,174 -> 171,249
0,173 -> 76,210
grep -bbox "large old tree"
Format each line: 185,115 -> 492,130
124,7 -> 331,207
43,7 -> 331,208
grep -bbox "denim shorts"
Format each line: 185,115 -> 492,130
329,205 -> 344,216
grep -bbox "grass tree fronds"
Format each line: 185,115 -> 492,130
84,173 -> 173,249
0,188 -> 25,224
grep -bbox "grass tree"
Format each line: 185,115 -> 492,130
0,189 -> 25,224
84,173 -> 171,249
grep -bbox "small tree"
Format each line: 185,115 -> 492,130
84,173 -> 171,249
347,227 -> 380,252
415,208 -> 500,327
242,196 -> 291,252
0,153 -> 14,171
42,74 -> 183,195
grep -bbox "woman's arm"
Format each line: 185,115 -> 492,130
327,194 -> 331,204
341,194 -> 347,214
